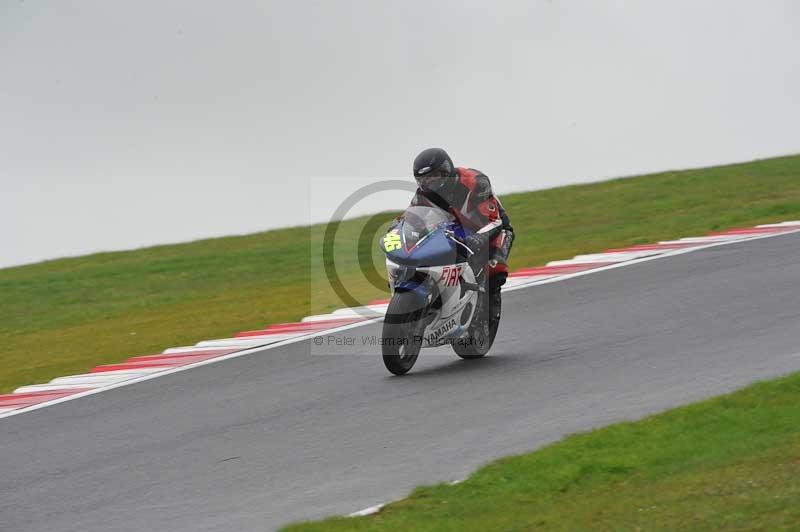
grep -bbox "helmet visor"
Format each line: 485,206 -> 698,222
415,170 -> 450,192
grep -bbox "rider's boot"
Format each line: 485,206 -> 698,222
489,273 -> 505,320
483,229 -> 512,323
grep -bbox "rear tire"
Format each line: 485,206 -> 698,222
382,291 -> 426,375
453,288 -> 500,360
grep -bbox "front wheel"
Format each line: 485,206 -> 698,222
382,291 -> 426,375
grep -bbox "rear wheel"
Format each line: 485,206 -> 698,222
382,291 -> 426,375
453,287 -> 500,360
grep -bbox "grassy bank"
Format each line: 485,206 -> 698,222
2,154 -> 800,393
283,371 -> 800,531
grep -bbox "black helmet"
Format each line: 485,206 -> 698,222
413,147 -> 457,196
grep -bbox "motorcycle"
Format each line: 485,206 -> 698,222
379,205 -> 501,375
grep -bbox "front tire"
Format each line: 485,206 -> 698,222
382,291 -> 426,375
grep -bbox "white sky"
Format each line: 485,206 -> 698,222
2,0 -> 799,268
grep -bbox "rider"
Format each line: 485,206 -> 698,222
407,147 -> 514,315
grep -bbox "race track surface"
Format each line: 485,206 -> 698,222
2,233 -> 799,531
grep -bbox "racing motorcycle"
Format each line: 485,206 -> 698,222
379,205 -> 501,375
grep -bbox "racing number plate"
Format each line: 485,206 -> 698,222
382,231 -> 402,252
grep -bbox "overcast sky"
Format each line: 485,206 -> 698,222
2,0 -> 799,268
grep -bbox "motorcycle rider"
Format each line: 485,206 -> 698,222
404,147 -> 514,317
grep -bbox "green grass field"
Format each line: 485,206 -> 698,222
2,154 -> 800,394
282,372 -> 800,531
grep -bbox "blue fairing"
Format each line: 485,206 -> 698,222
393,280 -> 431,305
385,223 -> 470,267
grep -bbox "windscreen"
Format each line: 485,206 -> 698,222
400,206 -> 454,249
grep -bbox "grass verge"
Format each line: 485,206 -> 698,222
2,154 -> 800,393
282,371 -> 800,531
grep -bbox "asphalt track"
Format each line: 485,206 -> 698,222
2,232 -> 800,531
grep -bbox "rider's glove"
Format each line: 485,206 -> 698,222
465,233 -> 488,254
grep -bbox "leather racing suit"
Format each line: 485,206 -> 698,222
406,167 -> 514,285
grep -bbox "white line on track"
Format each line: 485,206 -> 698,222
348,503 -> 386,517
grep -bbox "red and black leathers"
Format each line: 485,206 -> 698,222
408,167 -> 514,280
